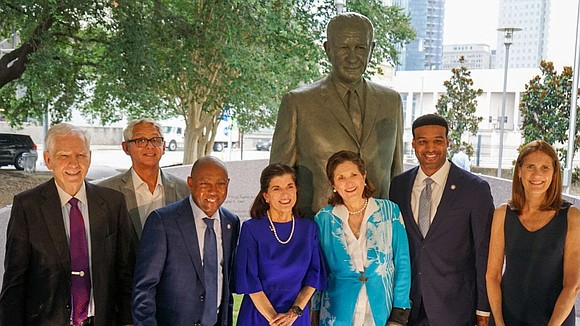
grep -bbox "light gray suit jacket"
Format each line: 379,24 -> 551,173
271,76 -> 403,217
98,169 -> 190,240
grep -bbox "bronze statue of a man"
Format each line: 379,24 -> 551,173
270,12 -> 404,218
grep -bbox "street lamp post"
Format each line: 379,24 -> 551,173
335,0 -> 345,14
564,3 -> 580,193
496,27 -> 521,178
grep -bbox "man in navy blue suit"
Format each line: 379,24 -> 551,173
390,114 -> 494,326
132,156 -> 240,326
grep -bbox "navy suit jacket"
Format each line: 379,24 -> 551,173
390,163 -> 494,326
132,197 -> 240,326
0,180 -> 135,326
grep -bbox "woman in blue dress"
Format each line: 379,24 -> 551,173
235,162 -> 327,326
487,140 -> 580,325
313,150 -> 411,326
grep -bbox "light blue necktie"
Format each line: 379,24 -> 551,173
202,218 -> 218,326
418,178 -> 434,238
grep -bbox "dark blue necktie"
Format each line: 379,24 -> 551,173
202,218 -> 218,326
69,197 -> 91,326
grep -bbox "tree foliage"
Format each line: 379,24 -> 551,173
435,57 -> 483,156
0,0 -> 115,124
520,60 -> 580,166
0,0 -> 415,163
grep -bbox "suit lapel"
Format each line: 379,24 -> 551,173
360,80 -> 378,147
219,208 -> 234,273
161,171 -> 177,204
175,200 -> 204,283
404,167 -> 424,237
41,179 -> 70,274
428,164 -> 462,236
86,183 -> 107,285
320,78 -> 361,146
121,171 -> 143,239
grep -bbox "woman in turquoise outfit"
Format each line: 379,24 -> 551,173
313,150 -> 411,326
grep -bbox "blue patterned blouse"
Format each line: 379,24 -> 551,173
314,198 -> 411,325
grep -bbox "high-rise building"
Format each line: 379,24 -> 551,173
495,0 -> 550,68
442,44 -> 492,70
394,0 -> 445,71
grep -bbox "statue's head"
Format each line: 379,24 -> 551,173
324,12 -> 375,86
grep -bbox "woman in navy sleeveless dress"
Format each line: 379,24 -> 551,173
487,140 -> 580,325
234,163 -> 327,325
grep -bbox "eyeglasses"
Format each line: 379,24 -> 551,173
126,137 -> 164,148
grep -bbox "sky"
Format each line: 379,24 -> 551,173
443,0 -> 579,69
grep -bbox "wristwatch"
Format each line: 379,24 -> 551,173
290,305 -> 303,316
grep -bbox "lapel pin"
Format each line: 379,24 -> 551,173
450,185 -> 456,190
227,224 -> 231,230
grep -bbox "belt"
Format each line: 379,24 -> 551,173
72,316 -> 94,326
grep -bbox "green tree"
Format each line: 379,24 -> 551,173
435,56 -> 483,156
0,0 -> 115,123
1,0 -> 415,163
520,61 -> 580,166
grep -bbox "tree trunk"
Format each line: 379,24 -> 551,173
181,102 -> 222,165
0,18 -> 55,89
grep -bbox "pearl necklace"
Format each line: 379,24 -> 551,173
267,211 -> 295,245
347,198 -> 369,215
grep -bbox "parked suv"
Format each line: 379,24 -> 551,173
0,133 -> 38,170
256,138 -> 272,151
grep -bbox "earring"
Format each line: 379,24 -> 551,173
333,188 -> 337,193
266,200 -> 269,203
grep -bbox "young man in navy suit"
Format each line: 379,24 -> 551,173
132,156 -> 240,326
390,114 -> 494,326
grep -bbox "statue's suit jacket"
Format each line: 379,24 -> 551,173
389,163 -> 494,326
271,76 -> 403,217
131,198 -> 240,326
0,180 -> 135,326
98,169 -> 190,240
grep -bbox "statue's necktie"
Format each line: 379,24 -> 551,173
69,197 -> 90,326
347,89 -> 363,141
202,218 -> 218,326
418,178 -> 434,238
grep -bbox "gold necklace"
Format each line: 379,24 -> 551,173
267,211 -> 295,245
347,198 -> 369,215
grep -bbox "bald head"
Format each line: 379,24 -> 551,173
190,156 -> 228,178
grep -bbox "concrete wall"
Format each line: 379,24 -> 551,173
0,122 -> 123,146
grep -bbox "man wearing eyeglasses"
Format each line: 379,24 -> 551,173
99,118 -> 190,241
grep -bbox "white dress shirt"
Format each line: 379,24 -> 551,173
189,196 -> 224,310
56,183 -> 95,319
131,168 -> 164,226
